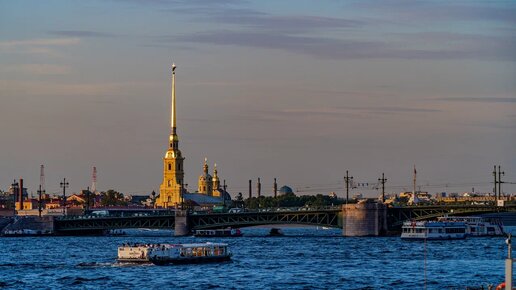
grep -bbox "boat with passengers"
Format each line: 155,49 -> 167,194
117,243 -> 159,263
401,220 -> 467,240
437,216 -> 504,237
148,242 -> 232,265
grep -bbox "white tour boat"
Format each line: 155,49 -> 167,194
401,220 -> 467,240
117,243 -> 158,263
437,216 -> 505,237
148,242 -> 232,265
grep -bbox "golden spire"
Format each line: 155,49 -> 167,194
168,63 -> 179,150
171,63 -> 176,133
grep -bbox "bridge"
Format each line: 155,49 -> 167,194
53,204 -> 516,236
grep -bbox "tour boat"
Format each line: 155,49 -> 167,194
117,243 -> 156,263
194,228 -> 242,237
401,220 -> 467,240
437,216 -> 505,237
148,242 -> 232,265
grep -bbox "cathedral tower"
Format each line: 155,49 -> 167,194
156,63 -> 185,207
212,163 -> 220,192
198,158 -> 212,194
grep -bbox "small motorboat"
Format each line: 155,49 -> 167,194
268,228 -> 284,236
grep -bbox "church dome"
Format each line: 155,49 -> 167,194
279,185 -> 294,195
198,174 -> 212,181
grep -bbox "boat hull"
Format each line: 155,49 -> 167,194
150,255 -> 232,265
117,258 -> 150,263
401,235 -> 466,240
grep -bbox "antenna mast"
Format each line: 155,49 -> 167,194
38,165 -> 45,217
92,166 -> 97,194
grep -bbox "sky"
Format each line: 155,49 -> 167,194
0,0 -> 515,198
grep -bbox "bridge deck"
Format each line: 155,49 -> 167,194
53,205 -> 516,233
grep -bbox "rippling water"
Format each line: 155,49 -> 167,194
0,227 -> 513,289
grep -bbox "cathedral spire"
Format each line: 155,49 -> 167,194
169,63 -> 179,150
171,63 -> 177,133
157,63 -> 185,208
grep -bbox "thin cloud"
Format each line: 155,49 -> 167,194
0,80 -> 160,97
0,38 -> 80,48
352,1 -> 516,24
174,30 -> 515,61
49,30 -> 117,38
0,37 -> 81,56
171,6 -> 364,34
436,97 -> 516,103
1,64 -> 71,75
280,106 -> 441,116
153,0 -> 515,61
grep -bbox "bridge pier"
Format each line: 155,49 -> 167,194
343,201 -> 387,236
174,210 -> 190,236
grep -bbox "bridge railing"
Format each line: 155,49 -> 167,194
56,206 -> 343,220
198,206 -> 341,214
56,209 -> 176,220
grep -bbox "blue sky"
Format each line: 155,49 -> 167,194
0,0 -> 515,197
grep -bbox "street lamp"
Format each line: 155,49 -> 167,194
60,178 -> 69,216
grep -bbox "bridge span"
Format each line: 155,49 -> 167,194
54,204 -> 516,236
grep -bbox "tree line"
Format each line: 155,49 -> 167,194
233,192 -> 350,209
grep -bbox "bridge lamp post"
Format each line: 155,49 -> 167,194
344,171 -> 353,204
60,178 -> 69,216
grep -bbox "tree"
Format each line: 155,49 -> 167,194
100,189 -> 127,206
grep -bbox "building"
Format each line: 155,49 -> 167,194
278,185 -> 294,196
15,199 -> 39,210
155,64 -> 185,207
155,64 -> 229,208
197,159 -> 226,197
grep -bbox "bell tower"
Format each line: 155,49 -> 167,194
156,63 -> 184,207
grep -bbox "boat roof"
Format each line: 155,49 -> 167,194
178,243 -> 228,247
119,242 -> 228,248
403,221 -> 466,227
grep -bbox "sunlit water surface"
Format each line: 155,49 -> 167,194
1,227 -> 514,289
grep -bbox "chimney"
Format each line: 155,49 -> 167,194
18,178 -> 24,211
248,179 -> 252,199
257,178 -> 261,197
274,178 -> 278,198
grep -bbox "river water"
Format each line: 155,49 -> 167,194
0,227 -> 513,289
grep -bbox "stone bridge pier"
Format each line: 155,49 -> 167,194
342,202 -> 387,236
174,210 -> 190,236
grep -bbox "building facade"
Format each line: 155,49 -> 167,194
197,159 -> 224,197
